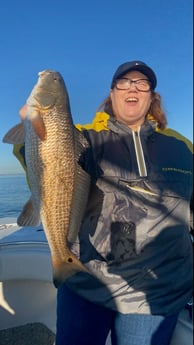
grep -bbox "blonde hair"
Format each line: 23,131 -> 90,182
97,91 -> 167,130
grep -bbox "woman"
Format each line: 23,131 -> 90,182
14,61 -> 193,345
55,61 -> 193,345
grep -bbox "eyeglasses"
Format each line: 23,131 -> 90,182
115,78 -> 151,91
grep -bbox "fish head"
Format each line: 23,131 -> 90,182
23,70 -> 72,140
26,69 -> 71,114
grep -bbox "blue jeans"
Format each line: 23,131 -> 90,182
56,284 -> 178,345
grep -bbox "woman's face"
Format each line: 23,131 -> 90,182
110,70 -> 152,130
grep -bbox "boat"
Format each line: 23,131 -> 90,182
0,218 -> 192,345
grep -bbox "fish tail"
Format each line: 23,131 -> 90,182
52,252 -> 89,288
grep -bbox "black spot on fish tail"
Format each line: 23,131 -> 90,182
67,257 -> 73,263
52,256 -> 90,288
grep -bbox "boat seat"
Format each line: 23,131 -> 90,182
0,242 -> 57,333
0,242 -> 53,281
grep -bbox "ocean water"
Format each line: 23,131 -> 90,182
0,174 -> 30,219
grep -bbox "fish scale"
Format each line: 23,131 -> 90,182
3,70 -> 91,287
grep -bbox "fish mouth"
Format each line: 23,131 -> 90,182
37,70 -> 64,86
38,70 -> 52,77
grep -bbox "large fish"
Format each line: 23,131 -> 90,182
3,70 -> 90,287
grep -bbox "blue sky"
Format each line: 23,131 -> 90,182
0,0 -> 193,174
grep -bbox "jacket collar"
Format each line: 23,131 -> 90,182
107,114 -> 156,137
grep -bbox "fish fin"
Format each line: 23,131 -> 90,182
52,252 -> 90,288
68,163 -> 90,243
2,123 -> 25,144
67,128 -> 90,243
19,104 -> 28,120
30,110 -> 47,141
17,198 -> 41,226
74,127 -> 89,150
74,127 -> 90,169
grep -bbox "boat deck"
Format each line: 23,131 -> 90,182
0,323 -> 55,345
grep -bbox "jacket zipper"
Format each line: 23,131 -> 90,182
132,129 -> 147,177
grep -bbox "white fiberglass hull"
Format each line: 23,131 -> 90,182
0,218 -> 192,345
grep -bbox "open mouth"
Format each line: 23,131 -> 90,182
125,97 -> 138,103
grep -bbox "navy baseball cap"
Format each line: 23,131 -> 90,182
111,60 -> 157,90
